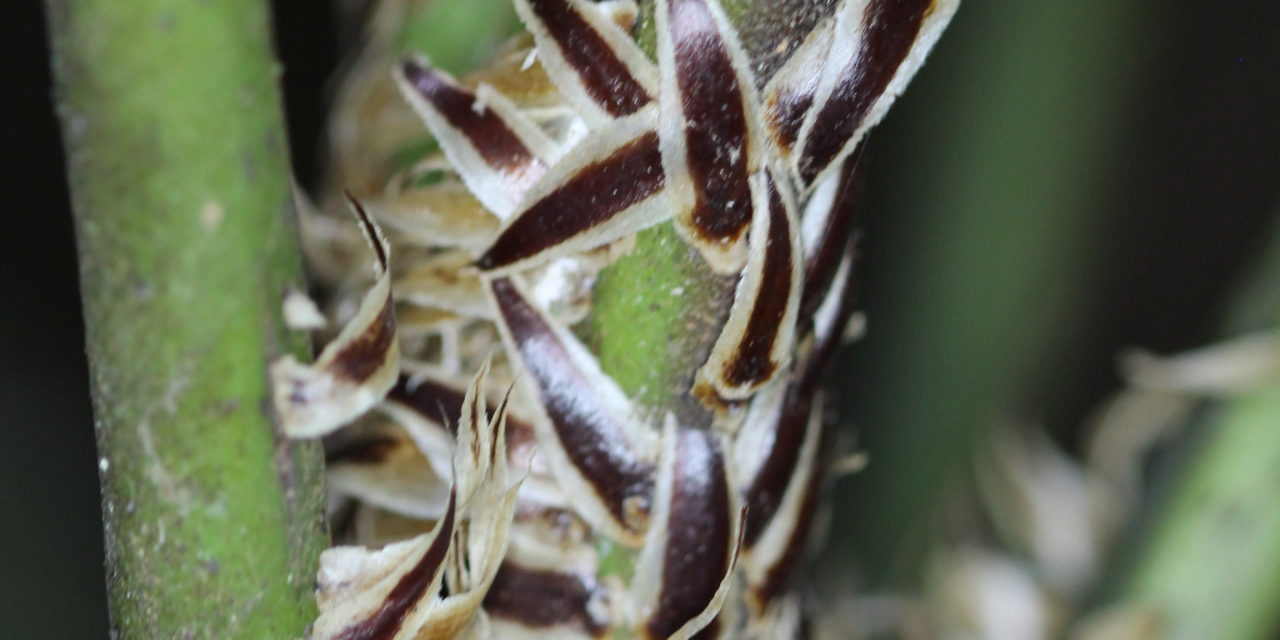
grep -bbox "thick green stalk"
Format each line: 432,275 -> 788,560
1105,214 -> 1280,640
46,1 -> 326,637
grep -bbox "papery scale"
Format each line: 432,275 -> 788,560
276,0 -> 958,637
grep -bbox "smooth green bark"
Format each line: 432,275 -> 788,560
46,1 -> 326,637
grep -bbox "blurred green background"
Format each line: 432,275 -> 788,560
836,0 -> 1280,587
4,0 -> 1277,636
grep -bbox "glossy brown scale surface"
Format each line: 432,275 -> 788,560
490,278 -> 654,529
744,239 -> 857,551
798,151 -> 863,326
769,89 -> 814,152
741,390 -> 812,547
401,61 -> 542,174
751,434 -> 826,608
325,434 -> 401,466
721,177 -> 794,387
527,0 -> 653,115
800,241 -> 862,392
647,428 -> 733,639
386,375 -> 469,433
388,375 -> 540,454
328,199 -> 397,383
484,563 -> 608,636
477,132 -> 664,270
799,0 -> 932,182
668,0 -> 754,244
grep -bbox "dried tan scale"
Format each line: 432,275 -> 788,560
806,333 -> 1280,639
370,184 -> 501,252
273,197 -> 401,439
276,0 -> 959,637
343,502 -> 440,549
326,421 -> 454,521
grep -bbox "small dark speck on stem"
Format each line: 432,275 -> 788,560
242,151 -> 258,181
132,279 -> 152,301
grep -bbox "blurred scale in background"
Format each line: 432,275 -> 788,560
832,0 -> 1280,602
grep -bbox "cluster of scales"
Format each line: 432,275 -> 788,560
270,0 -> 956,637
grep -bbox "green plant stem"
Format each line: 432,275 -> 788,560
590,226 -> 730,414
394,0 -> 521,74
1106,214 -> 1280,640
46,1 -> 326,637
588,2 -> 734,418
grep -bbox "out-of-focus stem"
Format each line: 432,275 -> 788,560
1105,213 -> 1280,640
587,2 -> 733,418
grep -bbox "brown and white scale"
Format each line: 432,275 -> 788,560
271,0 -> 957,638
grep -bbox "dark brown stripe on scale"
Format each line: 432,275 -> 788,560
484,563 -> 608,636
329,196 -> 397,382
741,385 -> 812,547
721,176 -> 795,387
333,489 -> 456,640
476,132 -> 664,271
331,294 -> 396,381
668,0 -> 754,244
400,60 -> 541,175
387,375 -> 538,451
798,0 -> 933,183
802,240 -> 861,391
465,379 -> 486,462
743,241 -> 858,547
769,89 -> 814,153
349,194 -> 389,270
751,425 -> 829,607
798,149 -> 864,326
764,10 -> 839,153
489,278 -> 654,529
647,428 -> 732,640
527,0 -> 652,115
387,375 -> 468,433
325,434 -> 401,466
488,390 -> 512,467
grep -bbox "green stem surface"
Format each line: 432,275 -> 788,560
587,1 -> 734,419
46,1 -> 326,637
590,226 -> 730,416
